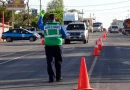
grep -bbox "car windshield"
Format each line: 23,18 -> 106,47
112,26 -> 118,28
93,24 -> 100,27
67,24 -> 85,30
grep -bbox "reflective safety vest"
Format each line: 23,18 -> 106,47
44,22 -> 62,46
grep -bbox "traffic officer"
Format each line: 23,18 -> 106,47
38,10 -> 67,82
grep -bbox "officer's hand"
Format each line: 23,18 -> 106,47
40,10 -> 45,17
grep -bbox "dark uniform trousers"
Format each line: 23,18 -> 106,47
45,45 -> 62,81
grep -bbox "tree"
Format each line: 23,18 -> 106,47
0,7 -> 12,23
67,9 -> 78,12
43,9 -> 64,24
46,0 -> 64,12
14,10 -> 39,28
43,0 -> 64,24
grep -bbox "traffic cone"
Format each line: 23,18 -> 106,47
103,32 -> 106,39
75,57 -> 93,90
105,31 -> 108,35
93,44 -> 100,56
41,38 -> 44,45
98,40 -> 102,50
95,40 -> 98,45
99,37 -> 103,46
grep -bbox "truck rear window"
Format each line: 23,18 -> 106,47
112,26 -> 118,28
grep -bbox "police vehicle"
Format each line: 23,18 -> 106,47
1,28 -> 41,42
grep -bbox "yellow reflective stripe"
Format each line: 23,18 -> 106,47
45,35 -> 62,38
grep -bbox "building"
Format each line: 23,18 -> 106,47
0,23 -> 10,41
83,18 -> 95,27
111,19 -> 124,29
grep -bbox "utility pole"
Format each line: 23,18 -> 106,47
90,13 -> 91,18
82,9 -> 84,21
2,1 -> 5,32
127,10 -> 130,19
12,10 -> 14,29
27,0 -> 29,27
40,0 -> 42,12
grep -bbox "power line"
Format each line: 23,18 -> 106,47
64,0 -> 130,7
83,5 -> 130,12
29,0 -> 130,7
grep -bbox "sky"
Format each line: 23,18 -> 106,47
4,0 -> 130,28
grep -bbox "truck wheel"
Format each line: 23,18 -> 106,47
126,31 -> 129,36
83,39 -> 88,44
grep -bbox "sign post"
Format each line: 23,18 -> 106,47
6,0 -> 26,28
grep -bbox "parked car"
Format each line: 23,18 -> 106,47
26,27 -> 44,37
65,21 -> 89,44
1,28 -> 41,42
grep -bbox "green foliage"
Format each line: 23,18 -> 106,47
44,0 -> 64,24
14,10 -> 39,28
46,0 -> 64,12
31,18 -> 38,27
67,9 -> 78,12
0,8 -> 12,23
43,9 -> 64,24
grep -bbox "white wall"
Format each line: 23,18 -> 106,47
0,23 -> 10,38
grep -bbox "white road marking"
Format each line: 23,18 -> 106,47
89,56 -> 98,78
0,78 -> 45,83
117,38 -> 121,40
116,47 -> 130,49
122,61 -> 130,65
0,47 -> 38,57
0,51 -> 41,65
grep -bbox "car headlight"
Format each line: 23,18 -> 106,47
81,32 -> 84,36
67,33 -> 70,36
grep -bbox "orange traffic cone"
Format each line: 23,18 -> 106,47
41,38 -> 44,45
105,31 -> 108,35
98,40 -> 102,50
99,37 -> 103,46
75,57 -> 93,90
103,32 -> 106,39
93,44 -> 100,56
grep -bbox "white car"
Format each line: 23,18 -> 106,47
65,22 -> 89,44
110,25 -> 119,33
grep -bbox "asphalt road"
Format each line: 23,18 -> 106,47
1,32 -> 129,90
91,32 -> 130,90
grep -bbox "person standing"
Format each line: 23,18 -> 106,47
38,10 -> 67,82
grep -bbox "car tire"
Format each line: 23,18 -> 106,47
83,39 -> 88,44
6,37 -> 13,42
65,39 -> 70,44
29,36 -> 36,42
